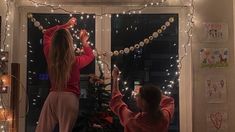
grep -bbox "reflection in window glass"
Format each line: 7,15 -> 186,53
111,14 -> 179,132
27,13 -> 95,132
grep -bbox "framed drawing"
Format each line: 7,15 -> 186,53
200,48 -> 228,68
202,23 -> 228,42
207,111 -> 228,132
205,75 -> 226,103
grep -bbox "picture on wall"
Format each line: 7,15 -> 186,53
207,111 -> 228,132
203,23 -> 228,42
200,48 -> 228,68
205,76 -> 226,103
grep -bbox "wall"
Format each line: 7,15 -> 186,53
0,0 -> 16,131
11,0 -> 235,132
193,0 -> 235,132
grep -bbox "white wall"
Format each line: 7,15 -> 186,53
10,0 -> 235,132
193,0 -> 234,132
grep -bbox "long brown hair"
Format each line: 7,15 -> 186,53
48,29 -> 75,90
139,83 -> 163,121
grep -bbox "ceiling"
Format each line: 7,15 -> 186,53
18,0 -> 153,5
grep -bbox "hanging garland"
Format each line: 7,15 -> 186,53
27,13 -> 175,57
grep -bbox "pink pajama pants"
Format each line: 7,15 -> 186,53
35,91 -> 79,132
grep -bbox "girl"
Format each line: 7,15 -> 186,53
36,17 -> 94,132
110,67 -> 174,132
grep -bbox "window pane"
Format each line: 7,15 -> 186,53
111,14 -> 179,132
26,13 -> 95,132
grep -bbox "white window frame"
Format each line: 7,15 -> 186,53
102,6 -> 193,132
17,5 -> 192,132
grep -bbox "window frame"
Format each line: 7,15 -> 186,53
18,5 -> 192,132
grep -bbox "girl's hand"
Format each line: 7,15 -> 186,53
66,17 -> 77,28
80,29 -> 89,46
112,66 -> 120,79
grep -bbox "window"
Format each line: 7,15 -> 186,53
111,14 -> 179,132
26,13 -> 95,132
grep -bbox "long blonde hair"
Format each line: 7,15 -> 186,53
48,29 -> 75,90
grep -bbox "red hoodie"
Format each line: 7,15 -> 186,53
43,25 -> 94,96
110,91 -> 174,132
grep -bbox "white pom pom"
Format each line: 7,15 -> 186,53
124,48 -> 130,54
38,26 -> 43,30
152,32 -> 159,38
27,13 -> 33,18
161,25 -> 167,30
119,50 -> 124,54
157,29 -> 162,33
169,17 -> 174,23
143,39 -> 149,44
130,46 -> 135,51
31,18 -> 36,22
165,21 -> 170,26
34,21 -> 40,27
134,44 -> 140,49
113,51 -> 119,56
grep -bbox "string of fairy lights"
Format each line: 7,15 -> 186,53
0,0 -> 12,131
27,13 -> 176,96
0,0 -> 195,130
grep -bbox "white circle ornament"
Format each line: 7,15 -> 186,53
119,50 -> 124,54
110,52 -> 113,57
34,21 -> 40,27
152,32 -> 159,38
149,36 -> 153,41
124,48 -> 130,54
169,17 -> 174,23
38,26 -> 43,30
27,13 -> 33,18
144,38 -> 149,44
157,29 -> 162,34
31,18 -> 36,22
42,29 -> 46,33
161,25 -> 167,30
130,46 -> 135,51
134,44 -> 140,49
139,41 -> 145,47
165,21 -> 171,27
113,51 -> 119,56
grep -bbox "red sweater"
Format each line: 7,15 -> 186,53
43,25 -> 94,96
110,91 -> 174,132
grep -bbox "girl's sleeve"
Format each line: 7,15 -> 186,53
43,24 -> 69,58
109,90 -> 135,126
76,44 -> 95,69
160,95 -> 175,123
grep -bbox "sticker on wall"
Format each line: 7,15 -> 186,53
205,76 -> 226,103
200,48 -> 228,68
202,23 -> 228,42
207,111 -> 228,132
